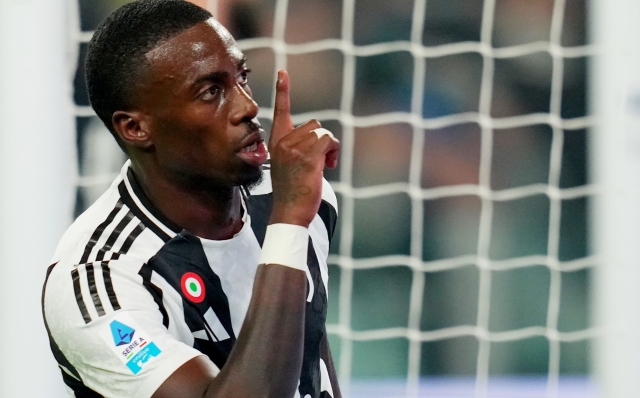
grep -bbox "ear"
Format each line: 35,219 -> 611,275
112,111 -> 153,149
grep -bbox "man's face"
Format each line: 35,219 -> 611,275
136,18 -> 267,188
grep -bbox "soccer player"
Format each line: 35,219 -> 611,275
41,1 -> 341,397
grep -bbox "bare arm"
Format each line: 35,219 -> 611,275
152,70 -> 340,398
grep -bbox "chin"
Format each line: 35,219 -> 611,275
238,168 -> 264,191
171,164 -> 263,192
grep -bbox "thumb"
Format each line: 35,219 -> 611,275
270,70 -> 294,149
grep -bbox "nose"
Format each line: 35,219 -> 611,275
230,84 -> 259,125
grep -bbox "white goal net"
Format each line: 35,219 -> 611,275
66,0 -> 610,396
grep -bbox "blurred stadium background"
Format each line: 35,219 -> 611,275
1,0 -> 639,396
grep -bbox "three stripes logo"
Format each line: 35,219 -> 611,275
181,272 -> 206,303
72,199 -> 146,324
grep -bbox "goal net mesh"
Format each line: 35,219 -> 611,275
69,0 -> 597,396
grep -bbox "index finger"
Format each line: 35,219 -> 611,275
270,70 -> 294,148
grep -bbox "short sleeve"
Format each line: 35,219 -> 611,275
44,256 -> 213,398
321,177 -> 338,215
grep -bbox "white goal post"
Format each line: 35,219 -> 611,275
590,0 -> 640,397
0,0 -> 76,396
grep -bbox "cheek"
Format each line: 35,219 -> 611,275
151,107 -> 237,173
154,110 -> 215,148
152,120 -> 203,162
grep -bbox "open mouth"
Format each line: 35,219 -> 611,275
240,141 -> 261,153
237,133 -> 268,167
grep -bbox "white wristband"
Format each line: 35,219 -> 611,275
259,224 -> 309,271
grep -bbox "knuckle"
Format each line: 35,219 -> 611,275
301,155 -> 315,167
279,140 -> 292,152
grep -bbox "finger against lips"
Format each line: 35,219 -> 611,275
270,70 -> 294,148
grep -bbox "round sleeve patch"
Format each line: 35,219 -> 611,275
181,272 -> 206,303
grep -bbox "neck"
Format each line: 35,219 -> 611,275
130,162 -> 244,241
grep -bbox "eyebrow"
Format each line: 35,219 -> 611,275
238,55 -> 247,68
191,71 -> 229,89
190,55 -> 248,89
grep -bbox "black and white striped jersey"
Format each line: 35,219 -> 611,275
42,160 -> 338,398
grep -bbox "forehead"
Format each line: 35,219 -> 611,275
144,18 -> 244,83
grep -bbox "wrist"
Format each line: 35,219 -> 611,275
259,223 -> 309,271
268,207 -> 313,228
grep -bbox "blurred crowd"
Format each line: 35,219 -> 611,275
74,0 -> 590,379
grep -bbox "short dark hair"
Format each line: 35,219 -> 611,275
86,0 -> 212,136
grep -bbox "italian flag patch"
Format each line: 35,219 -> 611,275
181,272 -> 205,303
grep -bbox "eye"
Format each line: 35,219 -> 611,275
200,85 -> 220,101
237,69 -> 251,86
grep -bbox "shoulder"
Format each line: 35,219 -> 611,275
43,203 -> 202,396
42,163 -> 210,396
45,172 -> 167,326
44,255 -> 205,397
51,167 -> 172,269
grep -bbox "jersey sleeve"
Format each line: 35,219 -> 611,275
43,255 -> 212,398
320,177 -> 339,242
321,177 -> 338,216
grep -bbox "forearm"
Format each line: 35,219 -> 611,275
205,264 -> 307,398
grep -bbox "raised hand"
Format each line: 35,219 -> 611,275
268,70 -> 340,228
